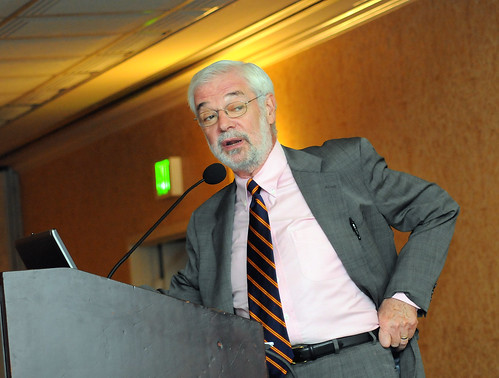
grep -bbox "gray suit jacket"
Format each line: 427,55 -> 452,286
169,137 -> 459,377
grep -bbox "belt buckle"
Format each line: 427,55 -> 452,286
292,345 -> 309,363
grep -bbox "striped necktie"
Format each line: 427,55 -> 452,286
246,179 -> 294,377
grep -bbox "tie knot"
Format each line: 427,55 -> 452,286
247,178 -> 260,197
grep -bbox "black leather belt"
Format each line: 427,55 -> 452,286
292,329 -> 379,363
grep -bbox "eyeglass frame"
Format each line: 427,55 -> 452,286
194,95 -> 263,128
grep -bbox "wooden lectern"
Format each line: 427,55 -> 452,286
0,268 -> 266,377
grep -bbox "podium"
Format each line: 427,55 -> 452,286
0,269 -> 266,377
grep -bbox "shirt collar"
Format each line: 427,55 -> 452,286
235,141 -> 287,207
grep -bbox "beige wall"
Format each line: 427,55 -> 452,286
14,0 -> 497,376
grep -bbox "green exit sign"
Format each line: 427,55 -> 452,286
154,157 -> 183,197
155,159 -> 171,196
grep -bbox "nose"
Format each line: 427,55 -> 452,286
217,110 -> 234,131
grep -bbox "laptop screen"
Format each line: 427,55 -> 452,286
15,229 -> 77,270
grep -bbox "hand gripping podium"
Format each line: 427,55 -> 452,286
0,268 -> 266,377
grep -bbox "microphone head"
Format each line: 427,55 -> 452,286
203,163 -> 227,185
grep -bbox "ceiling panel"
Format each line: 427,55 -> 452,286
25,0 -> 188,15
7,14 -> 163,38
0,76 -> 50,93
0,105 -> 32,121
98,32 -> 165,55
39,73 -> 93,92
181,0 -> 239,11
0,94 -> 23,107
68,55 -> 130,74
0,58 -> 81,76
0,1 -> 32,17
0,36 -> 119,59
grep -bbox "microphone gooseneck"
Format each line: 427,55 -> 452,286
107,163 -> 226,279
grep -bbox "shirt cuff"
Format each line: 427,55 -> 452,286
392,292 -> 421,309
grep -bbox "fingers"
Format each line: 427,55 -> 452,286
378,327 -> 393,348
379,327 -> 412,350
397,335 -> 410,351
391,335 -> 406,349
385,327 -> 416,350
378,298 -> 419,351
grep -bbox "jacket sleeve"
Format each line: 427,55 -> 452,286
359,138 -> 459,313
167,213 -> 203,305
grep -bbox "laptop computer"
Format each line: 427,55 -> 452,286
15,229 -> 77,270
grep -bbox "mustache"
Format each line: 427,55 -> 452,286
216,130 -> 250,148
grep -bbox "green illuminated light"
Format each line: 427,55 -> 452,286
155,159 -> 171,196
144,17 -> 160,27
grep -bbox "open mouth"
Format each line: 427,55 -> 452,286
222,138 -> 244,148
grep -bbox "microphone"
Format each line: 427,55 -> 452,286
107,163 -> 226,279
203,162 -> 226,184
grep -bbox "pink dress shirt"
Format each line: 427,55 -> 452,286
231,142 -> 381,345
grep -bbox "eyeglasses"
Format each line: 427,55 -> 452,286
195,95 -> 262,128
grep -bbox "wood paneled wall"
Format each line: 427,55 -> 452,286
15,0 -> 497,376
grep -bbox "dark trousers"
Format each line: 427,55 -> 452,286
286,340 -> 401,378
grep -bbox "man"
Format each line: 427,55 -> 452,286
168,60 -> 459,377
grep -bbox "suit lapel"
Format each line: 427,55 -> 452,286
283,146 -> 374,297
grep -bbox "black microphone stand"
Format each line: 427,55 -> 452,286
107,178 -> 205,279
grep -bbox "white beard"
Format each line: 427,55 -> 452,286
208,113 -> 273,176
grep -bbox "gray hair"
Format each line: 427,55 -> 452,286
187,60 -> 275,114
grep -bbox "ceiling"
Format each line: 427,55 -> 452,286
0,0 -> 413,168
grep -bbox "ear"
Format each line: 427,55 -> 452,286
264,93 -> 277,125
